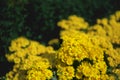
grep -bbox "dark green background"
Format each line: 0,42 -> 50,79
0,0 -> 120,78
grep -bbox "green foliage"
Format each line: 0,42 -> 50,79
0,0 -> 120,77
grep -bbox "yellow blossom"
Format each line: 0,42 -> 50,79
57,15 -> 88,30
9,37 -> 30,52
57,66 -> 74,80
5,10 -> 120,80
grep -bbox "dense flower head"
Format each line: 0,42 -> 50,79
76,61 -> 108,79
5,10 -> 120,80
88,11 -> 120,69
57,30 -> 105,65
56,11 -> 120,79
6,37 -> 55,80
26,58 -> 53,80
56,29 -> 109,79
57,15 -> 88,30
57,66 -> 75,80
89,11 -> 120,45
9,37 -> 30,52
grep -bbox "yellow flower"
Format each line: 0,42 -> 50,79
25,57 -> 53,80
9,37 -> 30,52
93,61 -> 107,74
27,68 -> 53,80
76,61 -> 108,79
115,11 -> 120,21
48,38 -> 59,46
57,66 -> 74,80
75,71 -> 83,79
57,15 -> 88,30
44,69 -> 53,79
5,10 -> 120,80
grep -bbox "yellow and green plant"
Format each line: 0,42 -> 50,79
5,11 -> 120,80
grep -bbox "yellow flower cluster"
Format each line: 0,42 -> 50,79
57,15 -> 88,30
5,11 -> 120,80
57,66 -> 75,80
57,30 -> 108,79
57,31 -> 104,65
87,11 -> 120,79
26,58 -> 52,80
88,11 -> 120,45
57,11 -> 120,79
6,37 -> 55,80
76,61 -> 108,79
9,37 -> 30,52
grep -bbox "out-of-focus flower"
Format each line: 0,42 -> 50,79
57,15 -> 88,30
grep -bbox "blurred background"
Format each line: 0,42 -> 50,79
0,0 -> 120,78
